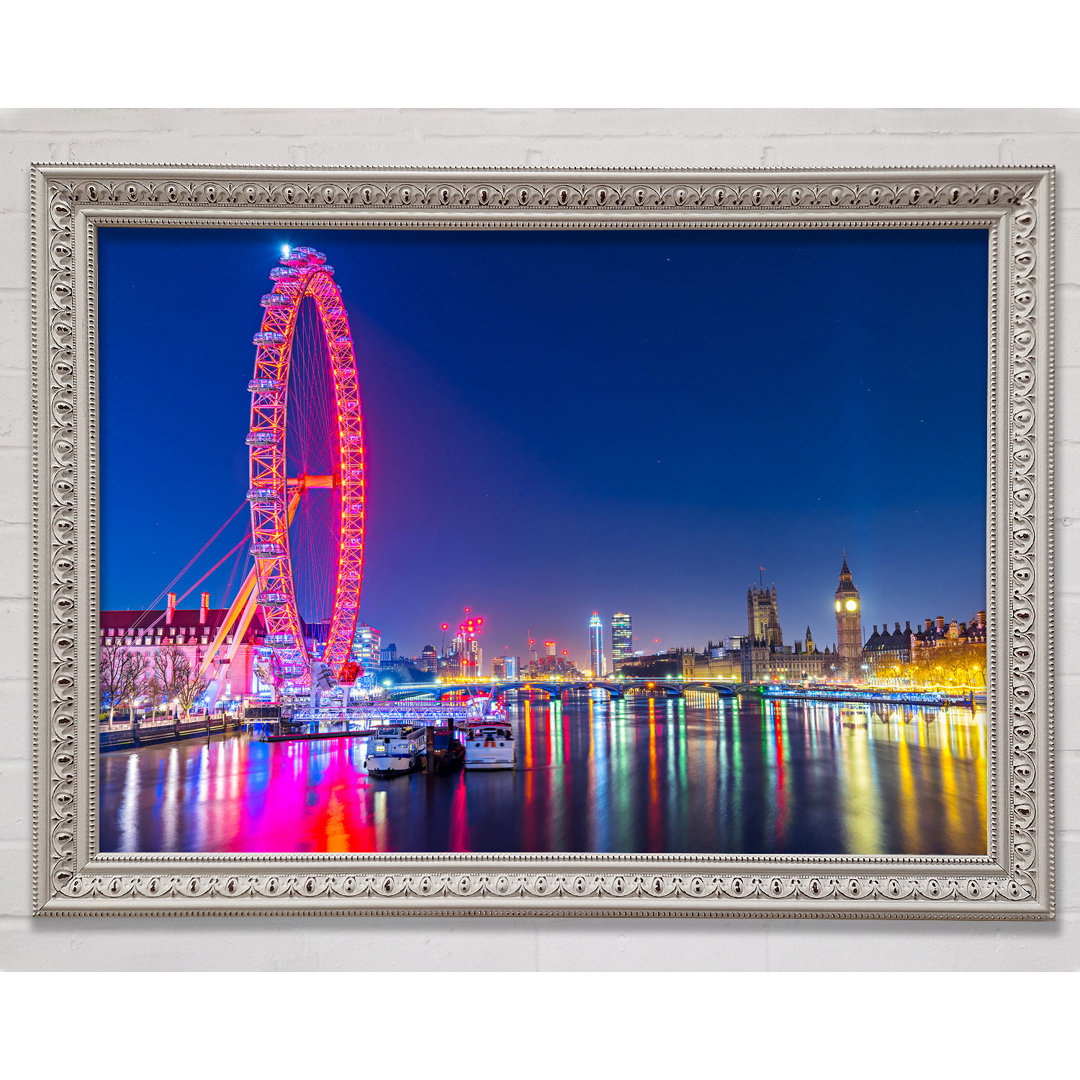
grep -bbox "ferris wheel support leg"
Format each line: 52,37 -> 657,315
205,584 -> 263,712
197,564 -> 259,684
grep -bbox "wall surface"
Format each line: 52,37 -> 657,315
1,109 -> 1076,970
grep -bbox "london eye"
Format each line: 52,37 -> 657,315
244,245 -> 365,690
122,245 -> 366,708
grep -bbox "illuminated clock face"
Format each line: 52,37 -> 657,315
835,601 -> 841,612
845,599 -> 858,612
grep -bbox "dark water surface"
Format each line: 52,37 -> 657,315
98,693 -> 987,855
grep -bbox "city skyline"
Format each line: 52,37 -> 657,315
98,226 -> 987,658
415,549 -> 981,670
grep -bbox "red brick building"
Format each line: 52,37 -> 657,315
99,592 -> 269,704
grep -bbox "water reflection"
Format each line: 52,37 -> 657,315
99,693 -> 987,855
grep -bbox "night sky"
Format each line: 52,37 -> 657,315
98,225 -> 988,662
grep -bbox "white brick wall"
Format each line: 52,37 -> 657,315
1,108 -> 1076,970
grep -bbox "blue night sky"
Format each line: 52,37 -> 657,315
98,225 -> 988,662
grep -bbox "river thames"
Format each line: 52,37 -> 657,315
98,692 -> 987,855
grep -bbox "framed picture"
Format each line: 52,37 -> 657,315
31,164 -> 1054,917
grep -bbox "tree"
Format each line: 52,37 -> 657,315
173,651 -> 209,717
100,637 -> 130,722
120,651 -> 150,726
150,642 -> 186,717
907,641 -> 986,688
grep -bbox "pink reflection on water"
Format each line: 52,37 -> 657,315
99,697 -> 988,856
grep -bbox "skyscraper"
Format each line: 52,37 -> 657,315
588,611 -> 605,677
352,624 -> 381,669
611,612 -> 632,665
834,553 -> 863,680
444,624 -> 481,678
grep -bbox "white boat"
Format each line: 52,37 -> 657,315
361,725 -> 424,778
464,719 -> 515,770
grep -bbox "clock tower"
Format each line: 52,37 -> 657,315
834,553 -> 863,680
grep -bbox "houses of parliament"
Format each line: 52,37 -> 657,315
684,557 -> 857,682
677,554 -> 984,685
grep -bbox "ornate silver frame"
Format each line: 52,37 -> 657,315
30,164 -> 1055,917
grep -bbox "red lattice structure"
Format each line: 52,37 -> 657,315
246,247 -> 365,687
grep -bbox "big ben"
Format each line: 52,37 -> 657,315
834,554 -> 862,680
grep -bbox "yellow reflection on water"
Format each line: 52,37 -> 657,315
896,723 -> 919,852
840,710 -> 882,853
974,713 -> 987,842
938,710 -> 968,852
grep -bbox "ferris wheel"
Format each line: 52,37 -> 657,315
244,246 -> 365,689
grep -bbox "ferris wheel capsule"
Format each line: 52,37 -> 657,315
270,265 -> 299,281
260,292 -> 291,307
245,430 -> 277,446
253,330 -> 285,346
251,541 -> 285,557
246,487 -> 282,506
248,377 -> 283,393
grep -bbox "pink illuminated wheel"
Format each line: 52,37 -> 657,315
246,246 -> 365,687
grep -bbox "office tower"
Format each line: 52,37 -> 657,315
588,611 -> 605,677
611,612 -> 632,664
353,624 -> 381,669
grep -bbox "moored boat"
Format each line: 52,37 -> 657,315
362,725 -> 424,777
431,725 -> 466,772
464,719 -> 515,770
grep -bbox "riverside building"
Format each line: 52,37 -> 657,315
99,593 -> 269,704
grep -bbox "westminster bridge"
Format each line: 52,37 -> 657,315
381,679 -> 978,709
385,678 -> 742,702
